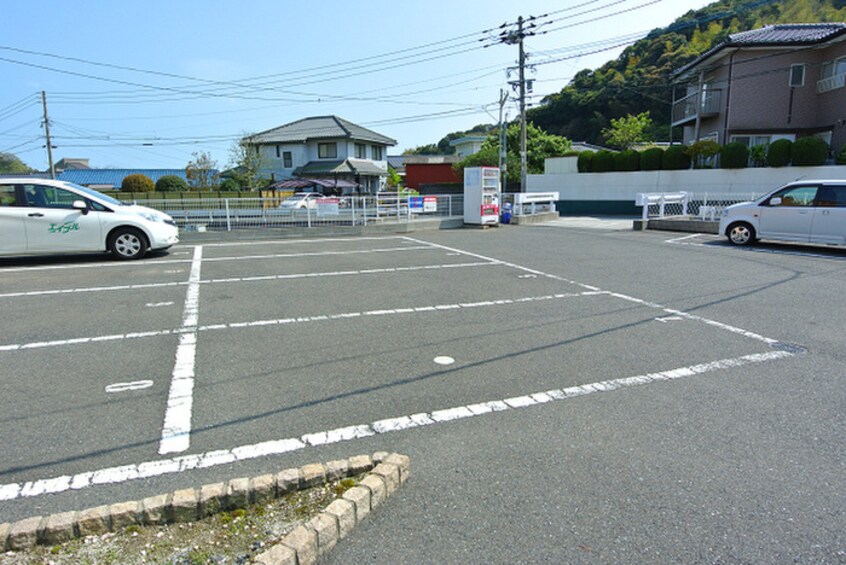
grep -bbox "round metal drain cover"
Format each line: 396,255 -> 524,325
770,341 -> 808,354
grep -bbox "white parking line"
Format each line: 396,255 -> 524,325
0,261 -> 495,299
0,292 -> 602,352
158,246 -> 203,455
0,237 -> 804,508
0,350 -> 793,502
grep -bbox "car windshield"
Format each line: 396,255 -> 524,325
60,181 -> 125,206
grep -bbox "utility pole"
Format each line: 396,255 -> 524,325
499,15 -> 540,193
497,89 -> 509,191
41,91 -> 55,179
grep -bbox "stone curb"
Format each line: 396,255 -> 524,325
0,452 -> 410,559
252,451 -> 410,564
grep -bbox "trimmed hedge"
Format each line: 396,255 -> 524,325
767,139 -> 792,167
837,144 -> 846,165
121,174 -> 154,192
720,142 -> 749,169
640,148 -> 664,171
155,175 -> 189,192
592,150 -> 616,172
577,151 -> 594,173
614,150 -> 640,171
662,146 -> 690,170
791,136 -> 828,166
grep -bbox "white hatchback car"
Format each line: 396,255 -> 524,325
278,192 -> 323,212
719,180 -> 846,247
0,179 -> 179,260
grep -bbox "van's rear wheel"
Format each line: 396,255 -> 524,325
109,227 -> 148,260
727,222 -> 756,246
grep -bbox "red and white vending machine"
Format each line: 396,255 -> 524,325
463,166 -> 500,225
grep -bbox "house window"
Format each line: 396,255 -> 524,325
275,145 -> 281,158
730,135 -> 772,148
371,145 -> 383,160
283,151 -> 292,168
822,57 -> 846,78
318,142 -> 337,159
355,143 -> 367,159
789,64 -> 806,87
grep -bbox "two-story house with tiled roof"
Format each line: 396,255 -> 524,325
672,23 -> 846,154
245,116 -> 397,194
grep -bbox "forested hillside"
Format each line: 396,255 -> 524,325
528,0 -> 846,145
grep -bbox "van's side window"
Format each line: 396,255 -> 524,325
769,185 -> 817,207
23,184 -> 79,209
0,185 -> 16,206
816,186 -> 846,207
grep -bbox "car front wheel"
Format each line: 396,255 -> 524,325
726,222 -> 756,246
109,227 -> 148,260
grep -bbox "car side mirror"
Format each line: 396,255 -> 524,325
769,197 -> 782,206
72,200 -> 89,215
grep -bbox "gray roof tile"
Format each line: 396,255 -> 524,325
728,23 -> 846,45
249,116 -> 397,146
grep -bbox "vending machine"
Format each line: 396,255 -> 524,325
463,167 -> 500,225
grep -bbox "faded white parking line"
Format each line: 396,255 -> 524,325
105,380 -> 154,393
0,350 -> 793,502
146,302 -> 175,308
159,246 -> 203,455
199,245 -> 430,263
0,262 -> 495,299
402,236 -> 781,346
0,292 -> 599,352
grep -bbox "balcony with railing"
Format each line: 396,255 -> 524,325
817,73 -> 845,93
672,89 -> 722,126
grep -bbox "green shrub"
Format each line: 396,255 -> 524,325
614,150 -> 640,171
120,173 -> 154,192
662,146 -> 690,170
749,144 -> 767,167
686,140 -> 721,168
155,175 -> 188,192
720,142 -> 749,169
639,147 -> 664,171
791,136 -> 829,166
836,144 -> 846,165
219,178 -> 241,191
592,150 -> 616,172
577,151 -> 594,173
766,139 -> 792,167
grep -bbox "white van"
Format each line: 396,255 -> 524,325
0,179 -> 179,260
719,180 -> 846,247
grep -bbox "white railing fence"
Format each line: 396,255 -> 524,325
637,192 -> 760,220
131,194 -> 463,232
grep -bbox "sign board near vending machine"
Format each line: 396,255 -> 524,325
463,167 -> 500,225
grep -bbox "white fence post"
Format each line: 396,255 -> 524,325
225,199 -> 232,232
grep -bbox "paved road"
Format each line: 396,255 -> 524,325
1,225 -> 844,563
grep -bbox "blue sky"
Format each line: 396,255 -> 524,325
1,0 -> 714,171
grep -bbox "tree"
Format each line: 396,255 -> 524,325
386,165 -> 402,190
602,112 -> 653,150
155,175 -> 188,192
121,174 -> 154,192
185,151 -> 219,190
455,122 -> 571,183
228,135 -> 268,191
0,152 -> 33,174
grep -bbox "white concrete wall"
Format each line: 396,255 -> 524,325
528,166 -> 846,200
544,156 -> 578,174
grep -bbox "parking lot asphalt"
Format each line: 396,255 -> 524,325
1,224 -> 845,563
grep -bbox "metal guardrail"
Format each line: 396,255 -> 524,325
129,195 -> 463,232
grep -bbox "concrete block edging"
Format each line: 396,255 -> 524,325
0,451 -> 411,564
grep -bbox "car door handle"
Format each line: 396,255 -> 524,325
27,213 -> 44,217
